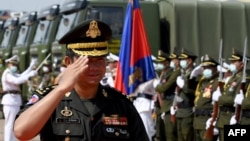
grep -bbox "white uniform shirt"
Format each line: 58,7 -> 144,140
1,68 -> 32,106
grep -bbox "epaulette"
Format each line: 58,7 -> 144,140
34,85 -> 58,96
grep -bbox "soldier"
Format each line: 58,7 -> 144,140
154,49 -> 179,141
38,60 -> 55,88
1,55 -> 37,141
174,48 -> 198,141
100,52 -> 119,87
53,60 -> 67,85
14,19 -> 149,141
193,54 -> 219,141
212,49 -> 245,141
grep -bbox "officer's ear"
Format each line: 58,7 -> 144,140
63,56 -> 71,66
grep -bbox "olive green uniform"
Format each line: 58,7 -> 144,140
193,74 -> 219,141
216,72 -> 243,141
155,68 -> 180,141
240,83 -> 250,125
175,68 -> 197,141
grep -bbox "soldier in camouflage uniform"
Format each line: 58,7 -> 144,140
212,49 -> 246,141
155,49 -> 180,141
38,60 -> 55,89
174,49 -> 198,141
193,54 -> 219,141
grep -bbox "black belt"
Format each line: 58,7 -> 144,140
137,93 -> 153,100
1,90 -> 21,95
195,109 -> 212,117
162,94 -> 175,100
177,102 -> 193,109
242,110 -> 250,118
219,106 -> 235,113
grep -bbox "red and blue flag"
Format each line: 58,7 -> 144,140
115,0 -> 156,95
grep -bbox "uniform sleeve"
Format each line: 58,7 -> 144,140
5,71 -> 31,85
155,70 -> 180,93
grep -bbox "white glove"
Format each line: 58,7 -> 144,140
205,117 -> 219,135
190,64 -> 203,79
170,106 -> 176,115
234,90 -> 244,105
29,59 -> 38,69
230,115 -> 237,125
212,87 -> 222,102
153,79 -> 160,88
176,76 -> 184,88
28,70 -> 38,78
161,112 -> 165,120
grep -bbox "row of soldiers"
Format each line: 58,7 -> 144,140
153,48 -> 250,141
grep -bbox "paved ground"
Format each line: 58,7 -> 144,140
0,119 -> 40,141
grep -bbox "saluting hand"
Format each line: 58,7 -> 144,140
59,56 -> 89,91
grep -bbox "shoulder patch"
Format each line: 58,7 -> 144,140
35,85 -> 57,95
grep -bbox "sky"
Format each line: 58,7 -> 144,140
0,0 -> 65,13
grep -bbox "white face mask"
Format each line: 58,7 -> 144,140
203,69 -> 212,79
60,67 -> 66,73
10,66 -> 17,73
229,64 -> 237,73
157,64 -> 164,70
170,61 -> 175,69
42,66 -> 49,73
180,60 -> 188,69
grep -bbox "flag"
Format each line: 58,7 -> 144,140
115,0 -> 156,95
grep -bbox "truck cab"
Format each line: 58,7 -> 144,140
29,4 -> 61,66
12,11 -> 38,72
51,0 -> 87,75
0,17 -> 19,62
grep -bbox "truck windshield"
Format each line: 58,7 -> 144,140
15,25 -> 29,47
55,14 -> 77,41
86,7 -> 123,37
32,20 -> 50,43
1,30 -> 11,48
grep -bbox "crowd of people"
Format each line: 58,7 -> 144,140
0,18 -> 249,141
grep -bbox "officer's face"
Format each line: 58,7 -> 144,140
72,56 -> 107,85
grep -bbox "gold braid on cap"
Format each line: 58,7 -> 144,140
67,41 -> 108,49
72,48 -> 109,56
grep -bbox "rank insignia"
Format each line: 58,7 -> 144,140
61,107 -> 73,117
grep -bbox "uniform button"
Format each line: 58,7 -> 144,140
65,129 -> 70,134
115,132 -> 119,136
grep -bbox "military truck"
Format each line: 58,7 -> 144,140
0,17 -> 19,62
0,20 -> 5,45
12,11 -> 38,72
29,4 -> 61,66
51,0 -> 88,75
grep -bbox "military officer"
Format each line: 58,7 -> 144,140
38,60 -> 55,88
212,49 -> 246,141
1,55 -> 37,141
154,49 -> 180,141
174,48 -> 198,141
101,52 -> 119,87
14,19 -> 149,141
193,54 -> 219,141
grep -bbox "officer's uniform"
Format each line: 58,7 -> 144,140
193,55 -> 219,141
1,55 -> 36,141
17,19 -> 149,141
216,49 -> 247,141
133,79 -> 156,141
241,83 -> 250,125
155,50 -> 179,141
175,49 -> 198,141
101,53 -> 119,87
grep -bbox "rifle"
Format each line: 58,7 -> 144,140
204,39 -> 223,140
35,53 -> 51,72
235,37 -> 248,123
171,68 -> 185,123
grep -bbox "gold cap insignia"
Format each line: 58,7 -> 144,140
86,20 -> 101,38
